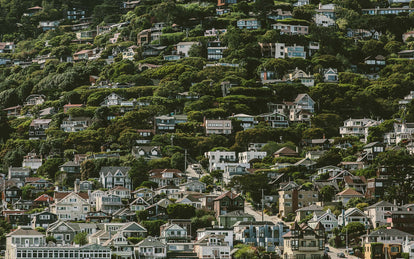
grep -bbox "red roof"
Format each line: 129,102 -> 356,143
336,188 -> 363,197
214,191 -> 242,201
34,194 -> 54,202
63,103 -> 84,108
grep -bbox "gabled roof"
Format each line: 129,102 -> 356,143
6,226 -> 44,237
100,166 -> 130,177
214,191 -> 242,201
336,188 -> 363,197
136,236 -> 166,247
365,228 -> 414,238
274,147 -> 298,156
34,194 -> 54,202
367,200 -> 397,208
119,222 -> 147,232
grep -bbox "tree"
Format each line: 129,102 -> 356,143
200,175 -> 214,186
73,232 -> 88,246
341,222 -> 366,244
129,157 -> 149,189
0,108 -> 11,142
167,204 -> 196,219
319,185 -> 336,203
141,220 -> 167,236
316,148 -> 342,168
374,150 -> 414,204
37,158 -> 63,180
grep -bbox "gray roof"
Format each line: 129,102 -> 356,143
366,228 -> 414,237
296,204 -> 324,212
100,166 -> 130,176
234,221 -> 275,226
367,200 -> 397,208
7,226 -> 43,237
136,236 -> 166,247
219,210 -> 255,218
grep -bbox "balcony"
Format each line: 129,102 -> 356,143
297,246 -> 319,252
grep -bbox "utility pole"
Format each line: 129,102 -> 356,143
346,227 -> 348,255
184,149 -> 187,173
261,189 -> 265,222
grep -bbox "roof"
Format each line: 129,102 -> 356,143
214,191 -> 242,201
136,236 -> 166,247
60,161 -> 79,167
365,228 -> 414,238
6,226 -> 43,237
34,194 -> 54,202
54,191 -> 89,201
296,204 -> 324,212
336,188 -> 363,197
100,166 -> 130,177
219,210 -> 254,218
234,221 -> 275,226
148,169 -> 183,179
274,147 -> 298,156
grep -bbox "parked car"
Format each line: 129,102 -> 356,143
337,252 -> 346,258
325,247 -> 330,252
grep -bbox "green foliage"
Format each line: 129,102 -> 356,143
73,232 -> 88,246
167,204 -> 196,219
141,220 -> 167,236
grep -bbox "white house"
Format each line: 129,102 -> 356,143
308,209 -> 338,232
365,200 -> 400,228
223,165 -> 249,184
197,227 -> 234,248
193,234 -> 231,258
238,151 -> 267,164
339,118 -> 381,142
99,166 -> 132,190
134,236 -> 167,258
176,41 -> 200,57
338,207 -> 371,227
204,150 -> 237,171
50,192 -> 90,221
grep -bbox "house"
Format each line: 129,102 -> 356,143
305,150 -> 326,161
100,92 -> 124,106
0,42 -> 15,53
96,194 -> 124,213
99,166 -> 132,190
154,115 -> 176,133
228,113 -> 255,130
59,161 -> 81,176
22,152 -> 42,171
234,221 -> 289,252
223,164 -> 249,184
237,19 -> 261,30
67,8 -> 85,20
339,118 -> 381,141
403,239 -> 414,258
204,150 -> 237,171
141,44 -> 167,57
386,210 -> 414,234
213,191 -> 244,218
3,105 -> 22,117
60,116 -> 91,132
50,192 -> 90,221
25,94 -> 45,106
274,147 -> 298,158
73,49 -> 94,61
294,0 -> 309,6
3,186 -> 22,204
160,223 -> 190,243
38,20 -> 60,31
278,184 -> 319,218
322,67 -> 338,82
286,44 -> 307,59
8,167 -> 31,181
238,151 -> 267,164
364,55 -> 386,72
403,30 -> 414,42
204,119 -> 232,135
286,68 -> 315,87
362,7 -> 414,15
74,179 -> 93,192
193,234 -> 231,258
122,45 -> 138,60
148,169 -> 184,187
295,204 -> 325,222
24,177 -> 52,193
314,4 -> 336,27
5,226 -> 45,258
31,211 -> 58,229
256,111 -> 289,128
282,222 -> 326,259
156,185 -> 181,196
131,146 -> 162,160
258,42 -> 287,59
176,41 -> 200,57
335,188 -> 364,205
29,119 -> 52,139
207,41 -> 227,60
361,228 -> 414,247
217,210 -> 255,228
134,236 -> 167,259
343,175 -> 367,194
201,194 -> 218,211
267,9 -> 292,20
63,103 -> 84,113
109,186 -> 131,199
33,193 -> 53,207
180,180 -> 206,193
204,28 -> 227,37
308,208 -> 338,232
217,0 -> 236,6
122,1 -> 141,11
130,197 -> 150,212
271,23 -> 309,35
197,227 -> 234,248
338,207 -> 371,227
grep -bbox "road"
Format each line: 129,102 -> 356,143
244,201 -> 282,223
185,164 -> 207,179
327,245 -> 360,259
